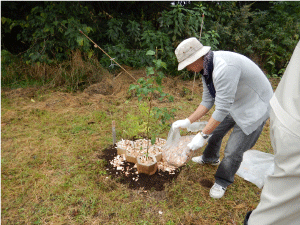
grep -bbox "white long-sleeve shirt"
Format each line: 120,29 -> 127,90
200,51 -> 274,135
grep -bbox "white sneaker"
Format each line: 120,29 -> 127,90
192,155 -> 220,166
209,183 -> 226,199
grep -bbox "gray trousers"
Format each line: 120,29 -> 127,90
202,114 -> 266,188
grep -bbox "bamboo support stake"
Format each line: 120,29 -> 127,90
79,30 -> 137,82
192,72 -> 196,97
199,14 -> 204,39
112,120 -> 116,145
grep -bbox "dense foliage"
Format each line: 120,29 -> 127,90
1,1 -> 299,88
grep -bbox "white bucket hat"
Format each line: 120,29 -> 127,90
175,37 -> 211,71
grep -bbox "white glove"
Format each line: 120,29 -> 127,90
172,118 -> 191,130
187,132 -> 209,151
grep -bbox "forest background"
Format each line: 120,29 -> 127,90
2,1 -> 300,90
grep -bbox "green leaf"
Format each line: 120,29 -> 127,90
85,26 -> 92,34
141,87 -> 149,96
157,71 -> 165,78
128,84 -> 138,91
9,22 -> 16,30
160,92 -> 166,97
43,26 -> 50,33
137,78 -> 145,83
155,77 -> 162,86
146,50 -> 155,56
77,36 -> 84,46
168,96 -> 174,102
1,17 -> 6,24
146,67 -> 155,75
151,135 -> 156,145
88,50 -> 93,58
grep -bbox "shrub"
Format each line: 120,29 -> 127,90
1,1 -> 299,88
205,1 -> 300,77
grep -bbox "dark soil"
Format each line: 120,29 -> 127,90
101,145 -> 183,191
199,178 -> 214,188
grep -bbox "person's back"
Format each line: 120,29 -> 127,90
208,50 -> 274,135
214,51 -> 272,102
214,51 -> 271,92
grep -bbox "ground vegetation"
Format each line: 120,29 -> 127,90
1,69 -> 280,224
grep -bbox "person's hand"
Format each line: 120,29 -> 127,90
187,132 -> 209,151
172,118 -> 191,130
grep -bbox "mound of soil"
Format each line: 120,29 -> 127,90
100,145 -> 182,191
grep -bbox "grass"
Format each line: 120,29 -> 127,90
1,76 -> 278,224
1,50 -> 110,92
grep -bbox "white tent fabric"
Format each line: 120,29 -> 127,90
248,41 -> 300,225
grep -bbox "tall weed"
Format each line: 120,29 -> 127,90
1,50 -> 109,91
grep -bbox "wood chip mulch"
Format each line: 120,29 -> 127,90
100,145 -> 183,191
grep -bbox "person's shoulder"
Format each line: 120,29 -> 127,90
213,51 -> 231,66
213,51 -> 242,77
214,50 -> 241,56
214,51 -> 250,65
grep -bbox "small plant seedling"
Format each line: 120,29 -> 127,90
128,48 -> 174,160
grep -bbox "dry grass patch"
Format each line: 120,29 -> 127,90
1,75 -> 280,224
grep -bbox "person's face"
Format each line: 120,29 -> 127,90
186,58 -> 204,73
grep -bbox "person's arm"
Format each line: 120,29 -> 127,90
188,105 -> 221,135
199,66 -> 240,135
202,117 -> 221,135
188,104 -> 209,123
187,104 -> 221,135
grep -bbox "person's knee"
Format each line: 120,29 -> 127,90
222,154 -> 243,167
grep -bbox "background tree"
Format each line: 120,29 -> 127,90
1,1 -> 299,89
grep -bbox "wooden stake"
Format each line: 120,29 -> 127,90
192,72 -> 196,97
199,14 -> 204,39
112,120 -> 116,145
79,30 -> 137,82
